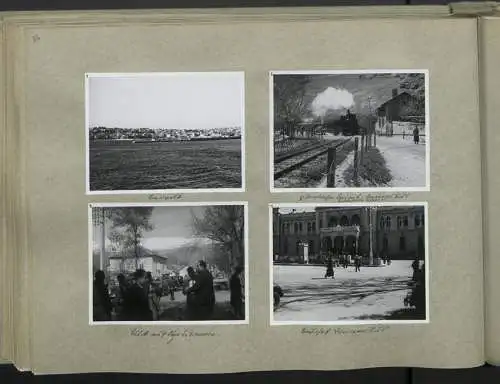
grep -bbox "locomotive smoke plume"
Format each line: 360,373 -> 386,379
311,87 -> 355,117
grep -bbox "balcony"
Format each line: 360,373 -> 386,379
320,225 -> 361,235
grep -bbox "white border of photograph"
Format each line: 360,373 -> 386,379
88,201 -> 250,326
269,69 -> 431,193
269,201 -> 430,326
85,72 -> 246,195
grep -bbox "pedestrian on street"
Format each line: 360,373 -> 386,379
355,255 -> 361,272
413,126 -> 420,144
324,255 -> 334,279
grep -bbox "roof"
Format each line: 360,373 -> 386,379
377,91 -> 414,111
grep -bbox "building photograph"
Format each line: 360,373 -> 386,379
271,203 -> 428,324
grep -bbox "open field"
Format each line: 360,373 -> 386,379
89,139 -> 242,191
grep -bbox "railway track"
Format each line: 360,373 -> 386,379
274,138 -> 352,180
275,141 -> 329,164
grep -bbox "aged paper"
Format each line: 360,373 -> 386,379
481,16 -> 500,365
7,11 -> 484,373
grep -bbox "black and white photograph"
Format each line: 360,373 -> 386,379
86,72 -> 244,194
271,70 -> 429,192
90,202 -> 248,324
271,203 -> 428,324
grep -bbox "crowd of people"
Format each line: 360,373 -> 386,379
93,260 -> 245,322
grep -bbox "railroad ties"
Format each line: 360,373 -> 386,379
274,138 -> 352,180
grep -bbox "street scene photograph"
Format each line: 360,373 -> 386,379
86,72 -> 244,193
90,203 -> 247,323
271,71 -> 428,191
271,203 -> 428,324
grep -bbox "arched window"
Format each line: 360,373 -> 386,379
340,216 -> 349,226
351,214 -> 361,226
328,217 -> 338,227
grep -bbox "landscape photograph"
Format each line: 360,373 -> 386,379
271,71 -> 429,191
86,72 -> 244,193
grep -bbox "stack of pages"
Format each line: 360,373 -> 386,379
1,3 -> 500,374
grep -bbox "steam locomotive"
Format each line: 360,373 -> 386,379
324,110 -> 361,136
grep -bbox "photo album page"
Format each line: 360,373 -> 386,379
1,8 -> 486,374
481,15 -> 500,366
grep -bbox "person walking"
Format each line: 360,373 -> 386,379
230,266 -> 244,319
413,126 -> 420,144
324,255 -> 334,279
93,270 -> 112,322
355,255 -> 361,272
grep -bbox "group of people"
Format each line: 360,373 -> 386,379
93,260 -> 245,322
93,268 -> 162,322
324,252 -> 363,279
183,261 -> 245,321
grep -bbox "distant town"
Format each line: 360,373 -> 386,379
89,126 -> 242,142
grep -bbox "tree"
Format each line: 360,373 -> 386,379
191,206 -> 245,269
274,75 -> 311,139
108,207 -> 154,269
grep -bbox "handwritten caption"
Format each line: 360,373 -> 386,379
301,326 -> 390,336
298,192 -> 410,203
130,327 -> 217,344
148,193 -> 184,201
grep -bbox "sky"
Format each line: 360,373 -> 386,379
294,73 -> 414,120
93,206 -> 210,251
87,73 -> 244,130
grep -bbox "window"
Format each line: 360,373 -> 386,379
399,235 -> 406,251
308,240 -> 314,253
403,216 -> 409,227
319,219 -> 323,228
340,216 -> 349,226
294,223 -> 299,233
299,222 -> 303,232
397,216 -> 403,228
415,215 -> 421,227
380,217 -> 385,229
307,223 -> 312,233
351,215 -> 360,226
386,216 -> 392,229
328,217 -> 338,227
312,222 -> 316,232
